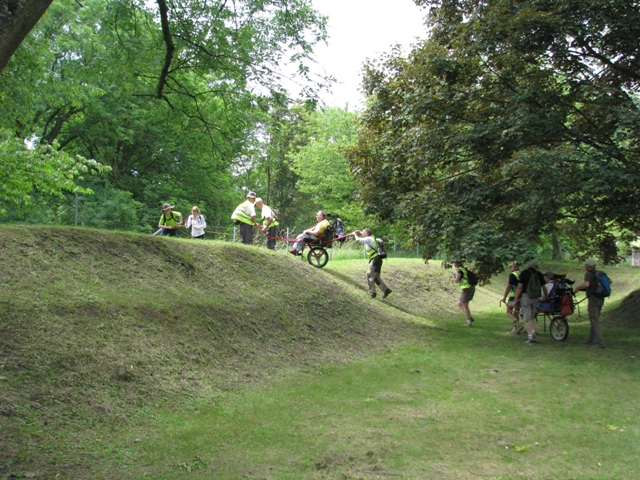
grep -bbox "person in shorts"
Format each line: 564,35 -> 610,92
453,261 -> 475,326
500,262 -> 522,334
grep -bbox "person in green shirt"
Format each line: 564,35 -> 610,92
157,203 -> 183,237
453,261 -> 475,326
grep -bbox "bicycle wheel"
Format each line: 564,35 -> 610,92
549,316 -> 569,342
307,247 -> 329,268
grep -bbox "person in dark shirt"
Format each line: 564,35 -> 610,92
573,259 -> 605,348
513,262 -> 547,344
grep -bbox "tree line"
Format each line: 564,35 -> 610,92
1,0 -> 639,272
346,0 -> 640,277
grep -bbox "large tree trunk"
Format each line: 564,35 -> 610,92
0,0 -> 55,73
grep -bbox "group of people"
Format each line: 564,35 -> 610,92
231,192 -> 393,299
231,191 -> 279,249
157,203 -> 206,239
163,195 -> 606,347
454,259 -> 606,347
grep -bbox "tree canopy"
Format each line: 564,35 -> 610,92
347,0 -> 640,277
0,0 -> 330,228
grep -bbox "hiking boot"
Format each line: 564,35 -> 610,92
382,289 -> 392,298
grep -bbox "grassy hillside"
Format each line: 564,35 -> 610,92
1,226 -> 639,479
0,226 -> 432,477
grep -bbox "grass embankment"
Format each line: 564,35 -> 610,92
1,226 -> 639,479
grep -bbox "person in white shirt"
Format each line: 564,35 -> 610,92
350,228 -> 392,299
185,206 -> 207,239
255,198 -> 279,250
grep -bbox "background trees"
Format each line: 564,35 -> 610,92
0,0 -> 331,229
347,0 -> 640,277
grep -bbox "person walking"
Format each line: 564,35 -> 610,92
255,198 -> 279,250
351,228 -> 392,299
513,262 -> 546,344
290,210 -> 330,255
185,206 -> 206,239
573,259 -> 606,348
231,191 -> 261,245
500,261 -> 522,334
157,203 -> 183,237
453,261 -> 475,326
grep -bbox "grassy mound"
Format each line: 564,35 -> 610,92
0,226 -> 429,476
2,226 -> 639,478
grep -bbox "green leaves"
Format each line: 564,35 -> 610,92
348,0 -> 640,277
0,130 -> 109,215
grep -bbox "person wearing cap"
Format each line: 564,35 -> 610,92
231,191 -> 261,245
255,198 -> 279,250
290,210 -> 330,256
573,259 -> 605,348
513,262 -> 546,344
452,261 -> 475,327
500,262 -> 522,334
157,203 -> 183,237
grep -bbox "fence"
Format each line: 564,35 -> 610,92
181,224 -> 426,260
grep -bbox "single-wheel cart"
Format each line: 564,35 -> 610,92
535,274 -> 580,341
282,217 -> 348,268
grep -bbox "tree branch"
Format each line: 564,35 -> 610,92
155,0 -> 175,99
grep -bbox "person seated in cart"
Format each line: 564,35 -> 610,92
536,271 -> 557,312
290,210 -> 330,256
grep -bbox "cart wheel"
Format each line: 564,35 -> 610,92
307,247 -> 329,268
550,316 -> 569,342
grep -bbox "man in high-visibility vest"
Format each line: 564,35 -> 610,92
231,191 -> 261,245
255,198 -> 279,250
453,261 -> 475,326
157,203 -> 183,237
351,228 -> 392,299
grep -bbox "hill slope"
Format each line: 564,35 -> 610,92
0,226 -> 432,476
1,226 -> 639,478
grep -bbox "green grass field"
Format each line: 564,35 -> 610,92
1,226 -> 639,479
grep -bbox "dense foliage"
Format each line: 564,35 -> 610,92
347,0 -> 640,277
0,0 -> 330,230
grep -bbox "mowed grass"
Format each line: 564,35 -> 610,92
1,226 -> 639,479
114,263 -> 640,479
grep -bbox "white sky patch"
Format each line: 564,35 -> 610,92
311,0 -> 427,110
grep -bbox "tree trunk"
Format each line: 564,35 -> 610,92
0,0 -> 55,73
551,231 -> 563,261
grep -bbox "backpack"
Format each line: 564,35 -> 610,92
322,223 -> 336,248
334,217 -> 346,243
526,269 -> 543,299
560,293 -> 574,317
593,270 -> 612,298
375,238 -> 387,259
466,269 -> 479,286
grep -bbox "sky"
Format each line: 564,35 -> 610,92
310,0 -> 428,109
